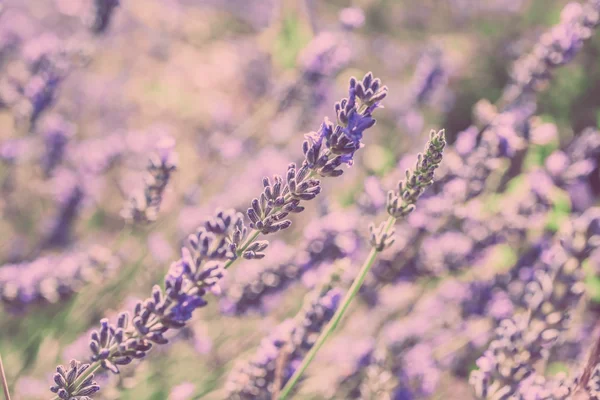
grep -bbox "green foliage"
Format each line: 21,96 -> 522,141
538,64 -> 588,126
364,144 -> 395,176
273,11 -> 312,70
523,139 -> 559,170
545,362 -> 570,376
584,259 -> 600,303
544,187 -> 571,233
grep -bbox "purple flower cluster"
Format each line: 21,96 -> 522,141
0,246 -> 119,313
1,0 -> 598,398
50,360 -> 100,400
470,208 -> 600,398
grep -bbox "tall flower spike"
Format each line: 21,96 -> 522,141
121,136 -> 178,224
386,129 -> 446,219
279,129 -> 445,399
245,72 -> 385,240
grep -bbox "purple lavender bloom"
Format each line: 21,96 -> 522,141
50,360 -> 100,399
247,72 -> 387,235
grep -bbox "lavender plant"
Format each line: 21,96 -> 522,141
5,2 -> 600,399
47,72 -> 388,399
470,208 -> 600,398
278,129 -> 446,399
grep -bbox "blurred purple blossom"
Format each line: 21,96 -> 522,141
0,246 -> 119,313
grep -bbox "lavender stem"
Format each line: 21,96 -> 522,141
278,218 -> 391,399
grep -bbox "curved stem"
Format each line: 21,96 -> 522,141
279,215 -> 396,399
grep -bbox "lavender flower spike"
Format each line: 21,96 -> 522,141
49,72 -> 387,399
279,130 -> 445,399
238,72 -> 386,256
386,129 -> 446,220
121,136 -> 178,223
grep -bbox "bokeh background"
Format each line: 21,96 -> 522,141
2,0 -> 600,399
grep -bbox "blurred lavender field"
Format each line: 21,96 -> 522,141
3,0 -> 600,399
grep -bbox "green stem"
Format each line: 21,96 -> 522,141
279,215 -> 396,399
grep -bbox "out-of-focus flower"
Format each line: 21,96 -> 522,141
121,136 -> 178,224
0,246 -> 120,313
339,7 -> 365,31
169,382 -> 196,400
